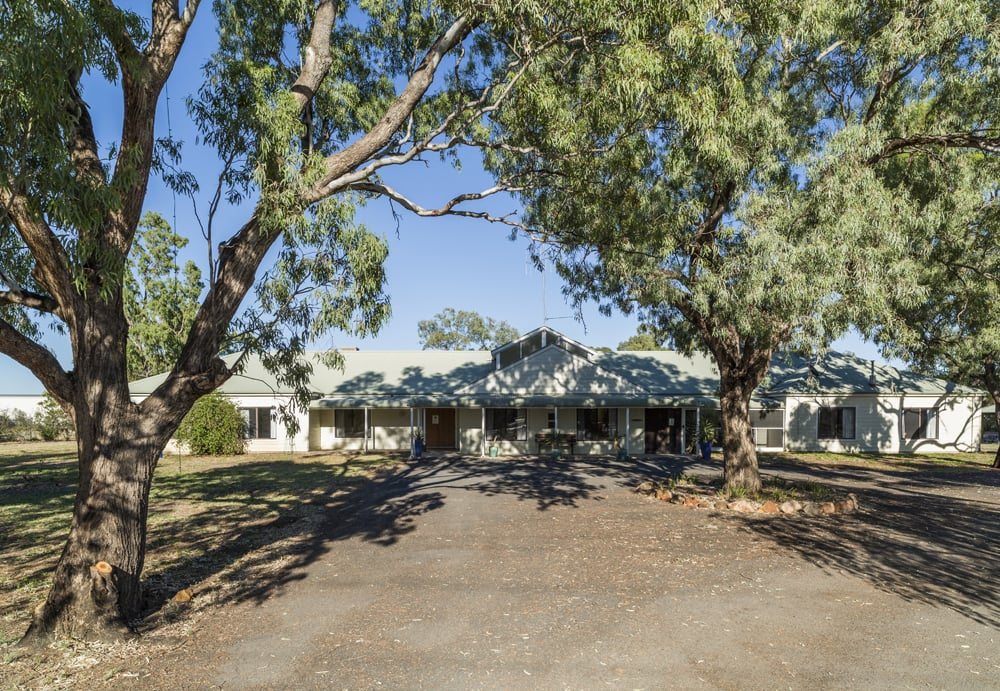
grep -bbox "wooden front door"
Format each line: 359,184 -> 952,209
645,408 -> 681,454
425,408 -> 456,449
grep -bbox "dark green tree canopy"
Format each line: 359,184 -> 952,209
418,308 -> 520,350
488,0 -> 998,489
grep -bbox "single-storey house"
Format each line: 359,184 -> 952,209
129,326 -> 986,457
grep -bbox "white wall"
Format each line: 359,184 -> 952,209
0,395 -> 44,417
784,394 -> 982,454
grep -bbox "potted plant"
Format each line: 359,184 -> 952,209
412,429 -> 425,459
698,420 -> 717,461
615,435 -> 629,460
488,435 -> 500,457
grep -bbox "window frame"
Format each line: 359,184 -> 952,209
334,409 -> 366,438
576,408 -> 618,441
817,406 -> 856,440
903,407 -> 938,440
241,407 -> 276,440
485,408 -> 527,442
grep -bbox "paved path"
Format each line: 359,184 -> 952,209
134,456 -> 1000,688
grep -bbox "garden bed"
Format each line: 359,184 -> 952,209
634,473 -> 859,516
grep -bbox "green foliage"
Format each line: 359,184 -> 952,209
125,213 -> 204,379
698,420 -> 718,445
175,393 -> 247,456
0,409 -> 35,442
617,328 -> 663,351
418,308 -> 519,350
34,394 -> 74,442
488,0 -> 998,487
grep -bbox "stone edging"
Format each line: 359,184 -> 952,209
633,480 -> 860,515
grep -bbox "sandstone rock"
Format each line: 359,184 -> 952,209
834,499 -> 853,513
656,488 -> 673,502
819,501 -> 836,515
728,499 -> 758,513
714,501 -> 729,510
847,493 -> 860,511
173,588 -> 193,603
635,481 -> 656,495
802,502 -> 821,515
779,501 -> 800,514
760,500 -> 780,514
682,495 -> 701,507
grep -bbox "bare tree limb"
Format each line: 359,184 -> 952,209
0,289 -> 61,315
0,317 -> 73,404
290,0 -> 338,111
348,180 -> 528,229
305,15 -> 476,202
0,190 -> 76,314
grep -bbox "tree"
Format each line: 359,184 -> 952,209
617,327 -> 663,352
174,392 -> 246,455
418,308 -> 519,350
34,393 -> 75,441
491,0 -> 999,491
866,151 -> 1000,468
125,212 -> 203,379
0,0 -> 605,641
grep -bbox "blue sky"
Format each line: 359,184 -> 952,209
2,4 -> 889,393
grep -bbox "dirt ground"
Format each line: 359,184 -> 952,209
2,451 -> 999,689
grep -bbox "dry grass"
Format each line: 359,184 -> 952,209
762,450 -> 996,473
0,441 -> 401,647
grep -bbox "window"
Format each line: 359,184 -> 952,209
750,408 -> 784,448
818,407 -> 855,440
577,408 -> 617,441
241,407 -> 275,439
903,408 -> 938,440
486,408 -> 527,441
335,409 -> 365,438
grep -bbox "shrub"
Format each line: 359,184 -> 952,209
34,394 -> 74,441
175,393 -> 246,455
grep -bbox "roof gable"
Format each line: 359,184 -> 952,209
460,344 -> 641,396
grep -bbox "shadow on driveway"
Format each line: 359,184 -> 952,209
144,454 -> 1000,631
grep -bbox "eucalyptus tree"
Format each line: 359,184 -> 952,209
489,0 -> 999,491
0,0 -> 606,642
418,307 -> 519,349
125,212 -> 203,379
868,152 -> 1000,468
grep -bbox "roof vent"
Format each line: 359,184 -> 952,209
868,360 -> 877,387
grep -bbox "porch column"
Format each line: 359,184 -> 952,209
409,407 -> 415,459
680,410 -> 686,455
625,407 -> 631,455
364,407 -> 370,453
481,407 -> 486,456
554,406 -> 559,432
695,407 -> 701,456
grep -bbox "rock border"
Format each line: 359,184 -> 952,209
633,480 -> 859,516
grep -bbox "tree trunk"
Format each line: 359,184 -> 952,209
21,415 -> 165,643
993,406 -> 1000,469
719,376 -> 762,493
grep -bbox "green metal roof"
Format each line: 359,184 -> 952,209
764,351 -> 982,396
128,340 -> 982,405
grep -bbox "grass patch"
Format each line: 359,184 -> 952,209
762,450 -> 996,473
0,441 -> 401,646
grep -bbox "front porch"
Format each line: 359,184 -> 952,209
306,405 -> 715,457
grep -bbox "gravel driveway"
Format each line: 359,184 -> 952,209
81,455 -> 1000,688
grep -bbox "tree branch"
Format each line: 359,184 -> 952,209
305,15 -> 476,202
0,317 -> 73,404
0,190 -> 76,314
290,0 -> 338,111
869,131 -> 1000,163
0,289 -> 61,315
348,181 -> 528,229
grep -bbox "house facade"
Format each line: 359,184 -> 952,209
129,326 -> 985,457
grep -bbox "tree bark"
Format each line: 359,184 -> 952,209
22,428 -> 161,642
993,407 -> 1000,469
719,374 -> 762,493
20,305 -> 184,644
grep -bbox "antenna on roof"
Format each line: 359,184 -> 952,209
541,268 -> 571,324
